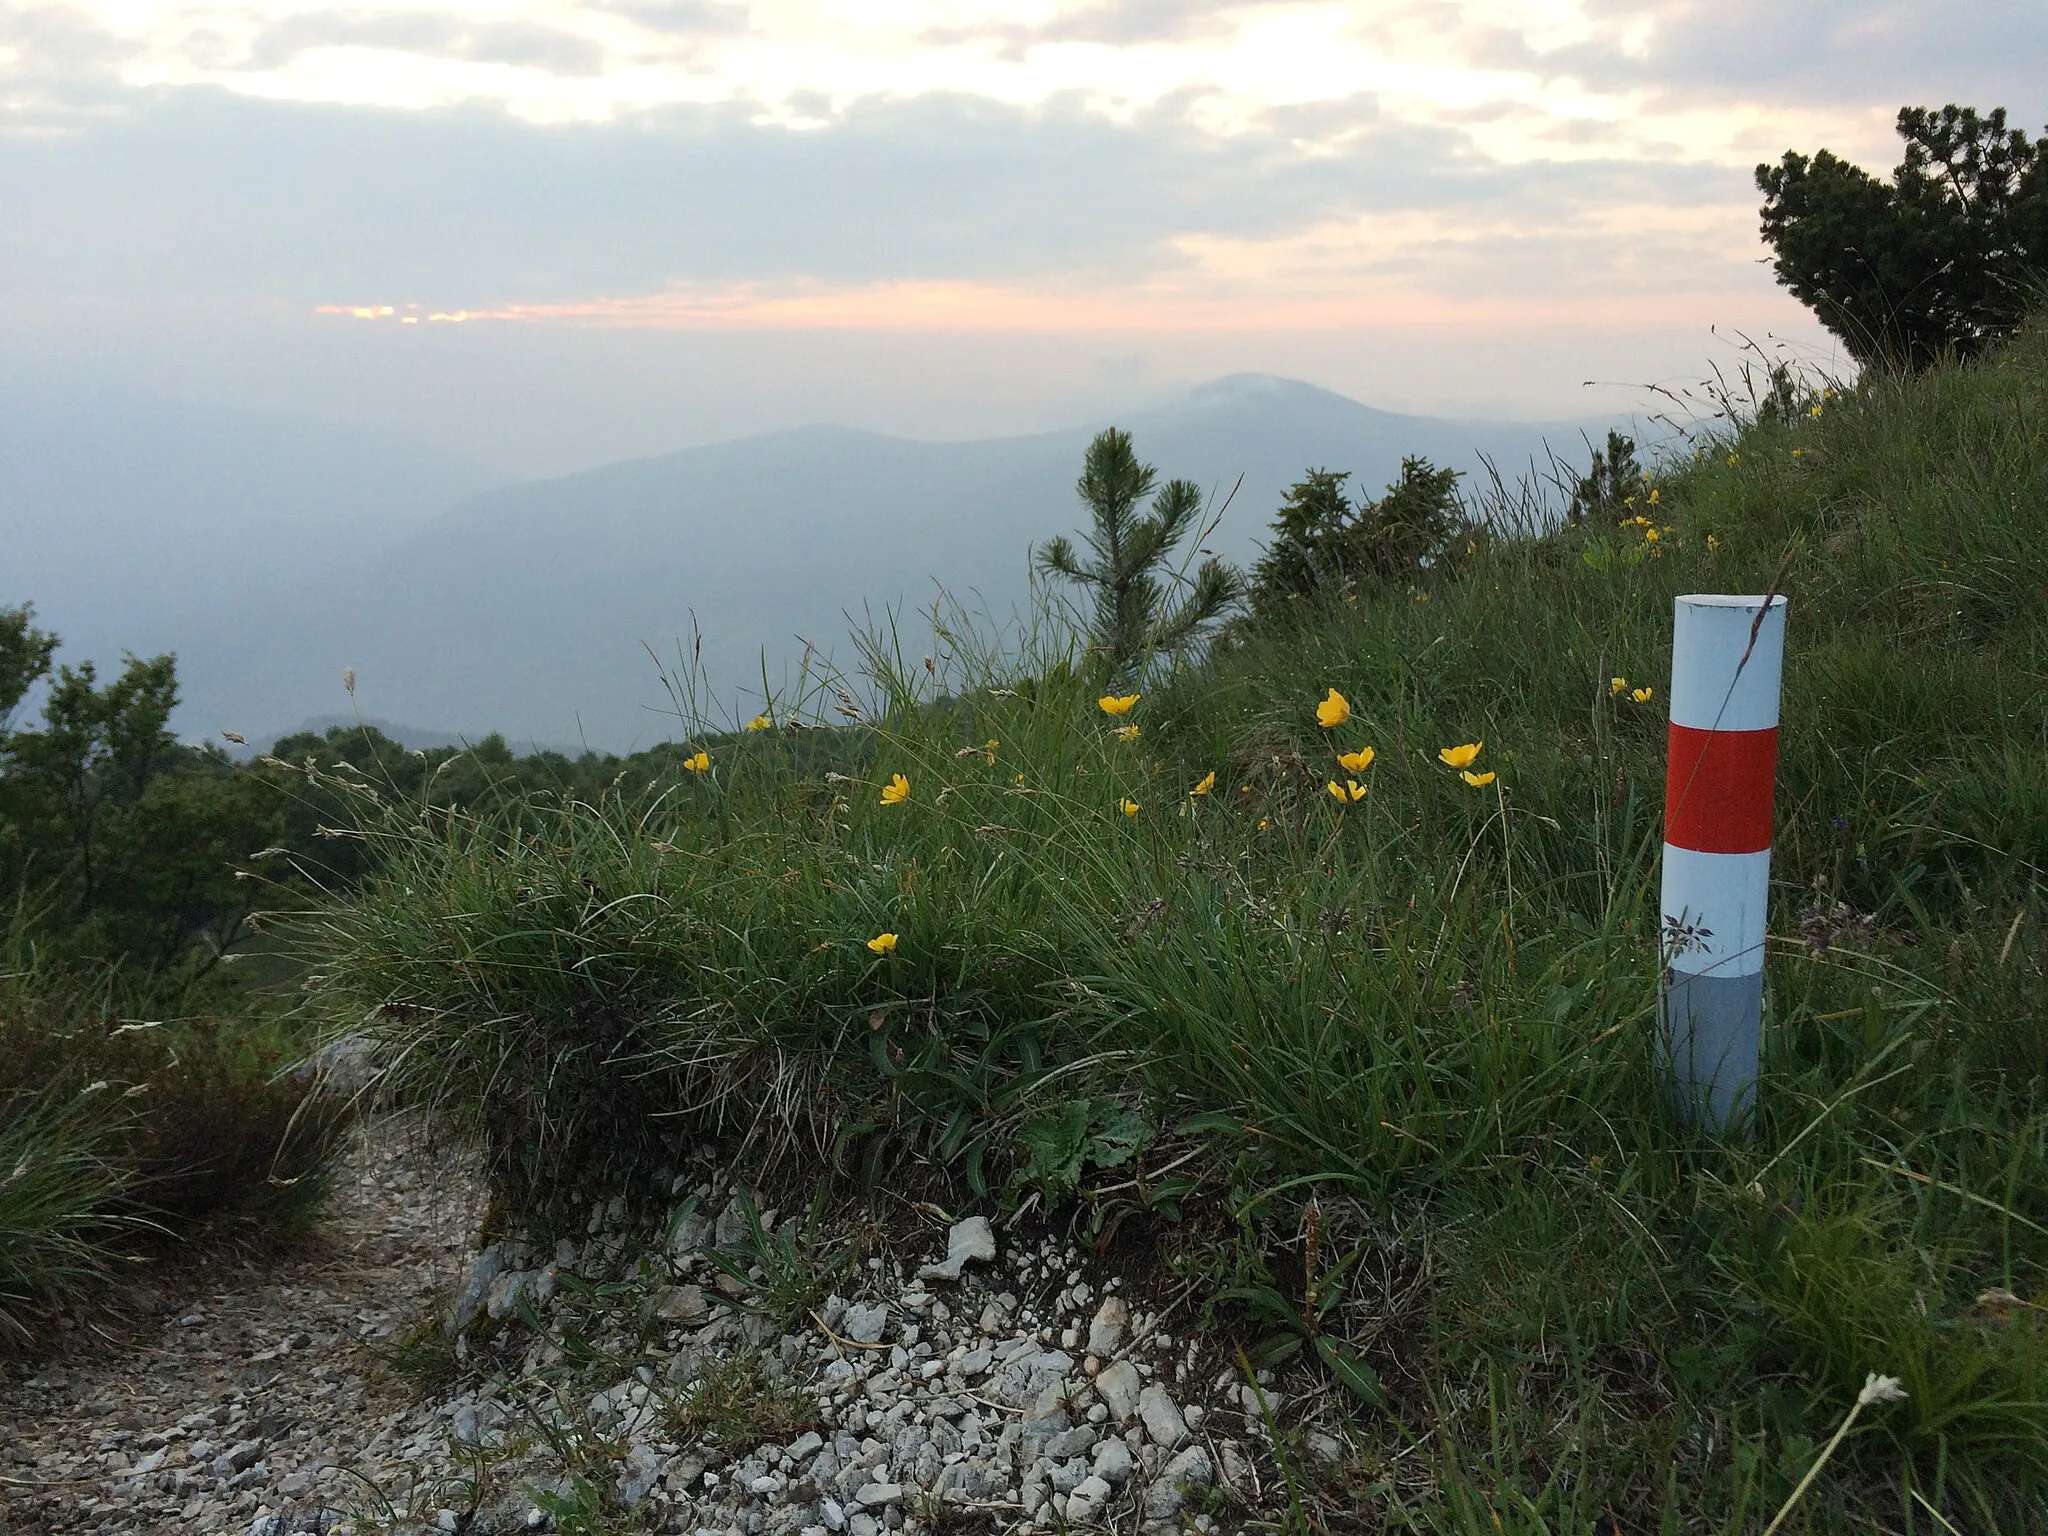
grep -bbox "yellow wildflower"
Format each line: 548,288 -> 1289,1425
1460,770 -> 1496,788
746,714 -> 771,731
1190,771 -> 1216,797
1631,686 -> 1655,704
1643,527 -> 1659,542
1119,798 -> 1141,818
1726,452 -> 1740,468
866,932 -> 898,955
1328,779 -> 1367,805
880,773 -> 911,805
1706,534 -> 1720,550
1257,817 -> 1270,830
1337,747 -> 1376,773
1648,488 -> 1660,505
682,750 -> 711,772
984,739 -> 998,764
1439,742 -> 1483,770
1099,694 -> 1139,717
1013,772 -> 1025,784
1114,724 -> 1141,742
1809,402 -> 1823,418
1316,688 -> 1350,728
1791,447 -> 1803,458
1610,676 -> 1627,696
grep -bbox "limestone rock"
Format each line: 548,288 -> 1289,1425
917,1216 -> 997,1282
1085,1296 -> 1128,1357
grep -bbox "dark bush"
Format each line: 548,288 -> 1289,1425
1758,104 -> 2048,369
1248,457 -> 1464,614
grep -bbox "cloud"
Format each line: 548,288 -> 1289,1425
245,14 -> 610,77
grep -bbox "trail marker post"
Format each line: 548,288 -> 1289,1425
1660,593 -> 1787,1132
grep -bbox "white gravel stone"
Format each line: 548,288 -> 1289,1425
842,1304 -> 889,1344
1085,1296 -> 1129,1357
917,1217 -> 997,1282
1094,1361 -> 1144,1422
1065,1473 -> 1113,1524
1091,1437 -> 1134,1486
1138,1384 -> 1188,1451
1143,1444 -> 1215,1521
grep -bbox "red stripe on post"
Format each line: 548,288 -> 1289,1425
1665,723 -> 1779,854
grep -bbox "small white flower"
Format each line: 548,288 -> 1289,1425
1857,1373 -> 1907,1406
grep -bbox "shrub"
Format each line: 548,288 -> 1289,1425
1247,456 -> 1464,612
1759,104 -> 2048,369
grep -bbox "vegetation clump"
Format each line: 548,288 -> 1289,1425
1759,103 -> 2048,368
1246,455 -> 1465,613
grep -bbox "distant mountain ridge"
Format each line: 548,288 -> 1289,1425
0,390 -> 497,674
9,376 -> 1622,752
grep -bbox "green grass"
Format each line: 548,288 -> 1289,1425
301,321 -> 2048,1530
0,933 -> 352,1347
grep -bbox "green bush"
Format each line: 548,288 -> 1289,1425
1759,104 -> 2048,369
1247,456 -> 1464,614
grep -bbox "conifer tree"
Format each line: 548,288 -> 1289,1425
1035,428 -> 1244,676
1758,105 -> 2048,369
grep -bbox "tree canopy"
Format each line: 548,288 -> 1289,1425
1758,104 -> 2048,369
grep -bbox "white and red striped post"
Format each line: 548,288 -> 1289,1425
1660,593 -> 1787,1132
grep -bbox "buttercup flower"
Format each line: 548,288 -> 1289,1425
1328,779 -> 1367,805
1461,770 -> 1496,787
880,773 -> 911,805
1648,488 -> 1661,505
1114,724 -> 1141,742
1610,677 -> 1628,696
1439,742 -> 1483,769
1119,798 -> 1141,818
746,714 -> 771,732
1190,771 -> 1216,797
1099,694 -> 1140,716
1337,747 -> 1375,773
1631,687 -> 1655,704
682,750 -> 711,772
1316,688 -> 1351,728
867,932 -> 899,955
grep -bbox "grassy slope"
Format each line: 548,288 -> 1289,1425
310,324 -> 2047,1531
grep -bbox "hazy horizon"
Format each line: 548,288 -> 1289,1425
11,4 -> 2041,476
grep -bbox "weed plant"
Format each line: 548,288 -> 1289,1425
0,929 -> 350,1345
302,322 -> 2048,1530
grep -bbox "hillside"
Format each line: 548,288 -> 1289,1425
158,377 -> 1607,750
294,322 -> 2048,1532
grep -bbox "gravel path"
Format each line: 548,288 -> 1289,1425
0,1121 -> 485,1536
4,1129 -> 1327,1536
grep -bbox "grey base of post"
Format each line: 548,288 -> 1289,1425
1659,967 -> 1762,1134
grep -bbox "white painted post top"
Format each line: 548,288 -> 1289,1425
1669,594 -> 1787,733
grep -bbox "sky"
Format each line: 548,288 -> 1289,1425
4,1 -> 2043,474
